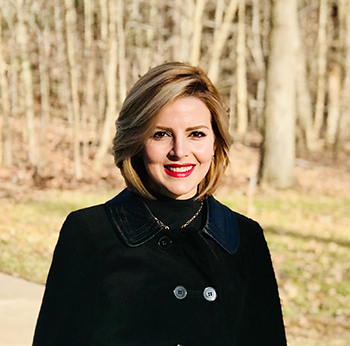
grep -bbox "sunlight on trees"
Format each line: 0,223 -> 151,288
259,0 -> 298,188
0,0 -> 348,186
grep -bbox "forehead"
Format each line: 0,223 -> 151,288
153,97 -> 211,127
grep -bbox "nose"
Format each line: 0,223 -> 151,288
168,136 -> 189,159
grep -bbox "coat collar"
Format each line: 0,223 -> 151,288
104,188 -> 240,254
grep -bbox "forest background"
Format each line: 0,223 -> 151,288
0,0 -> 350,345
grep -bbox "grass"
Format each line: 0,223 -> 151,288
0,186 -> 349,345
218,187 -> 350,346
0,189 -> 117,283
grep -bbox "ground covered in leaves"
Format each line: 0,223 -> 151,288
0,136 -> 349,346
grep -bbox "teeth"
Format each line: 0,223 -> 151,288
167,166 -> 193,172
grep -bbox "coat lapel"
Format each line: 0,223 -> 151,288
105,189 -> 240,254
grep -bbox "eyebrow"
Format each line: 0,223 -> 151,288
155,125 -> 210,131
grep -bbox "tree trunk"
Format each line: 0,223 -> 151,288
130,0 -> 147,75
8,40 -> 20,128
172,0 -> 189,62
17,0 -> 37,167
82,0 -> 96,160
208,0 -> 238,84
337,0 -> 350,154
145,0 -> 157,69
65,0 -> 82,180
38,22 -> 51,165
214,0 -> 225,35
0,8 -> 12,165
249,0 -> 266,128
54,0 -> 70,121
98,0 -> 108,93
180,0 -> 194,63
263,0 -> 272,53
94,0 -> 118,166
313,0 -> 328,138
326,61 -> 341,148
117,0 -> 127,105
99,0 -> 108,46
259,0 -> 298,188
229,79 -> 237,136
236,0 -> 248,137
190,0 -> 206,66
295,9 -> 317,152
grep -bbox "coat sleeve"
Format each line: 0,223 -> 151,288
236,221 -> 287,346
32,211 -> 101,346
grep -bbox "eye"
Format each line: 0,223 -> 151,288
153,131 -> 171,139
190,131 -> 206,138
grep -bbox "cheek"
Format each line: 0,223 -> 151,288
195,140 -> 215,163
142,144 -> 164,165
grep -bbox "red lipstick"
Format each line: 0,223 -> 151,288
164,164 -> 195,178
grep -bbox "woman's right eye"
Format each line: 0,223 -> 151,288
153,131 -> 170,139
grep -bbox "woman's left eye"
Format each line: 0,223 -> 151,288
190,131 -> 206,138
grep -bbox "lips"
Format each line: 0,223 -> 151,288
164,164 -> 195,178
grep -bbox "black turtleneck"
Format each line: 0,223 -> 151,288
142,195 -> 206,232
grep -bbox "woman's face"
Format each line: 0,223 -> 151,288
142,96 -> 215,200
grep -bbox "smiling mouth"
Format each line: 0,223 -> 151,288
164,165 -> 195,177
165,165 -> 193,172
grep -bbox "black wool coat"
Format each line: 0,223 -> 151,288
33,188 -> 287,346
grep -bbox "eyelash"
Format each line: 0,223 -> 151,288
190,131 -> 206,138
153,131 -> 170,139
152,131 -> 206,139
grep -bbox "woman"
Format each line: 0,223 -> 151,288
33,62 -> 287,346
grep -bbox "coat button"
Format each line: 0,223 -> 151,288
203,287 -> 217,302
173,285 -> 187,300
158,236 -> 172,249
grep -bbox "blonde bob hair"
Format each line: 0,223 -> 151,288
113,61 -> 232,200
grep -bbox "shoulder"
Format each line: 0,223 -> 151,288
208,196 -> 265,247
58,201 -> 118,251
208,195 -> 259,229
67,203 -> 106,224
62,204 -> 106,235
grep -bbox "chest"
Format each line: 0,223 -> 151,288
93,230 -> 249,346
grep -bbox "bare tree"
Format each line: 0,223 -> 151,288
36,11 -> 51,165
65,0 -> 82,179
172,0 -> 193,63
190,0 -> 206,66
236,0 -> 248,137
338,0 -> 350,153
54,0 -> 70,120
259,0 -> 298,188
94,0 -> 118,166
0,6 -> 11,165
208,0 -> 238,83
313,0 -> 328,138
97,0 -> 108,130
248,0 -> 266,127
82,0 -> 96,160
326,61 -> 341,148
117,0 -> 127,105
179,0 -> 194,63
295,6 -> 317,152
17,0 -> 37,167
145,0 -> 157,68
0,0 -> 349,178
